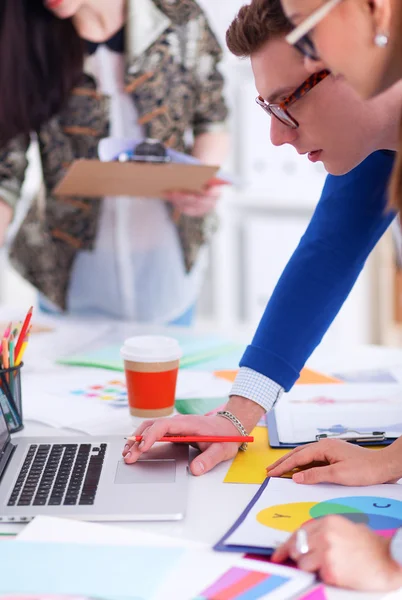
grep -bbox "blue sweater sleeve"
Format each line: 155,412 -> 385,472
240,151 -> 396,391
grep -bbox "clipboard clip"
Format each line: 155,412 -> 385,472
116,138 -> 171,164
316,430 -> 386,443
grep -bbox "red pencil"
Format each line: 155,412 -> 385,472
14,306 -> 33,361
126,435 -> 254,444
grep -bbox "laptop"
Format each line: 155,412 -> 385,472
0,404 -> 189,523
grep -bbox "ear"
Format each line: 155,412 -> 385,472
369,0 -> 392,36
304,57 -> 327,73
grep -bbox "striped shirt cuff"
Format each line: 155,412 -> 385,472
230,367 -> 284,413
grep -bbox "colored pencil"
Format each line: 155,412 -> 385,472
14,306 -> 33,360
15,334 -> 29,366
126,435 -> 254,443
8,335 -> 14,395
1,338 -> 9,371
1,322 -> 12,341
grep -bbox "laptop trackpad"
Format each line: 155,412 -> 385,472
115,459 -> 176,484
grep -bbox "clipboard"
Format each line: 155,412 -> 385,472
54,138 -> 228,198
214,478 -> 275,556
266,410 -> 395,448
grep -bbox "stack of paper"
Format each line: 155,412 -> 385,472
15,517 -> 315,600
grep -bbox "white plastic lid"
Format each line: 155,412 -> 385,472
120,335 -> 182,363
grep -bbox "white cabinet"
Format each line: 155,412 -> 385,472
238,78 -> 327,207
242,214 -> 309,324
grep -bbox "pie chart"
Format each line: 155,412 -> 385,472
256,496 -> 402,538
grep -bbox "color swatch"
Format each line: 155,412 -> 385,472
193,566 -> 290,599
70,379 -> 128,408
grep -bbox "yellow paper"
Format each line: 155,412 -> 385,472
224,427 -> 292,484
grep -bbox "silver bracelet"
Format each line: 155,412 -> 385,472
216,410 -> 249,451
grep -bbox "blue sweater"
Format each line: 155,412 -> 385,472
240,150 -> 396,391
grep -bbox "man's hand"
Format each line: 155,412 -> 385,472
272,516 -> 402,591
267,438 -> 400,485
164,184 -> 221,217
122,395 -> 265,475
122,414 -> 242,475
0,201 -> 12,246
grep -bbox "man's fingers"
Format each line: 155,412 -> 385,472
124,415 -> 212,461
267,445 -> 329,477
122,420 -> 157,456
266,446 -> 307,472
293,464 -> 340,484
190,442 -> 238,476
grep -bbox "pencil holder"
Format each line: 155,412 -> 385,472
0,363 -> 23,433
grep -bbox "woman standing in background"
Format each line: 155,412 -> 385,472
0,0 -> 229,323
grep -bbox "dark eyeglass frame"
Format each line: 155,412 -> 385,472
294,34 -> 320,61
255,69 -> 330,129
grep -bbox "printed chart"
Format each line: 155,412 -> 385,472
194,566 -> 289,599
257,496 -> 402,538
192,558 -> 314,600
221,479 -> 402,551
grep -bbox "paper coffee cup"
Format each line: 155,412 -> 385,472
120,336 -> 182,418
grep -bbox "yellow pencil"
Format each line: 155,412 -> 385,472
15,338 -> 28,366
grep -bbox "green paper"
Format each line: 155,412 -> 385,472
175,397 -> 226,415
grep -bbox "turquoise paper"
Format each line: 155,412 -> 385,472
0,542 -> 183,599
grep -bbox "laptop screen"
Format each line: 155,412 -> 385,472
0,401 -> 9,452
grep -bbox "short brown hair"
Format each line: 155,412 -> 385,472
226,0 -> 292,58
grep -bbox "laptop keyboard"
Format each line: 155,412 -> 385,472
7,443 -> 107,508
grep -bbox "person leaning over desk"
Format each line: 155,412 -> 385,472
0,0 -> 229,324
123,0 -> 402,590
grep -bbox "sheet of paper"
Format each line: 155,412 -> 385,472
224,478 -> 402,550
224,427 -> 292,484
18,515 -> 204,548
58,335 -> 245,372
275,383 -> 402,444
18,517 -> 313,600
176,370 -> 232,399
299,585 -> 328,600
334,365 -> 402,384
0,541 -> 183,599
184,557 -> 314,600
22,368 -> 127,428
296,368 -> 342,384
98,137 -> 234,184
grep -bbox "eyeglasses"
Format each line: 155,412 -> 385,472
286,0 -> 342,60
255,69 -> 330,128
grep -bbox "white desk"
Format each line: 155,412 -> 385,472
3,312 -> 402,600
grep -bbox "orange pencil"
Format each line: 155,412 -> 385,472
14,307 -> 33,361
2,337 -> 9,371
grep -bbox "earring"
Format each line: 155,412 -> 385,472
374,32 -> 389,47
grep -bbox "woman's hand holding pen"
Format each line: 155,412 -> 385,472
122,414 -> 242,475
266,438 -> 402,486
164,183 -> 221,217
